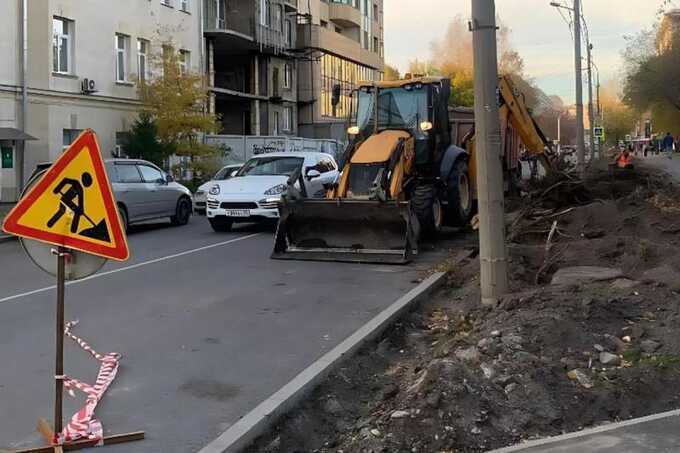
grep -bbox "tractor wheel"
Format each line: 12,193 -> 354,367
411,184 -> 442,240
446,159 -> 473,227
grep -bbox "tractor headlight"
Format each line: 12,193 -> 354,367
420,121 -> 433,131
209,184 -> 220,195
347,126 -> 360,135
264,184 -> 287,196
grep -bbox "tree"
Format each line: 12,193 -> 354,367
137,42 -> 221,183
384,64 -> 401,81
602,80 -> 637,145
122,113 -> 169,167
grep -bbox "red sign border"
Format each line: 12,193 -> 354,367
2,130 -> 129,261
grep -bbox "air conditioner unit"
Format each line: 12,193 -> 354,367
81,78 -> 97,94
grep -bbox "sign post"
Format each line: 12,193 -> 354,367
54,246 -> 66,437
2,130 -> 142,452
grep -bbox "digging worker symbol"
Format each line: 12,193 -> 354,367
46,172 -> 110,242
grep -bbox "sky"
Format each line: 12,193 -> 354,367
384,0 -> 671,103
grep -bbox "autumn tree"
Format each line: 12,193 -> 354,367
602,80 -> 637,145
137,42 -> 220,184
384,64 -> 401,81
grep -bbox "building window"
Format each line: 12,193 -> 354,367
273,111 -> 280,135
114,132 -> 128,157
260,0 -> 271,26
283,106 -> 292,131
137,39 -> 149,83
62,129 -> 83,151
52,17 -> 73,74
180,0 -> 189,12
373,37 -> 379,53
284,64 -> 292,89
284,20 -> 292,45
115,34 -> 129,82
373,2 -> 378,18
320,53 -> 377,118
179,50 -> 190,74
161,0 -> 173,7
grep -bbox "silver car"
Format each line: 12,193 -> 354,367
104,159 -> 193,231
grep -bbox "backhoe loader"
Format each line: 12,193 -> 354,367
272,75 -> 552,264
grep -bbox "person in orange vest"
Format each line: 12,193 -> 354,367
617,149 -> 633,169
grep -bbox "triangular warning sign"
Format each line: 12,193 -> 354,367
2,129 -> 129,261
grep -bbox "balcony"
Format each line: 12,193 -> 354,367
328,2 -> 361,28
297,25 -> 383,69
204,0 -> 294,54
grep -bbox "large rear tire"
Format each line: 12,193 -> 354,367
209,217 -> 233,232
446,159 -> 473,227
411,184 -> 442,239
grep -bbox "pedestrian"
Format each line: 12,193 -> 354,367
644,145 -> 649,158
662,132 -> 674,159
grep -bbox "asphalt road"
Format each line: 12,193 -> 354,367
0,217 -> 431,452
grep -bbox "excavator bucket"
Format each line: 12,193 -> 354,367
272,198 -> 418,264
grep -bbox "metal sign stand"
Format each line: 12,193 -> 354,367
13,247 -> 144,453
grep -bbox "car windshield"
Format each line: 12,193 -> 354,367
356,85 -> 428,136
237,157 -> 304,177
214,166 -> 238,180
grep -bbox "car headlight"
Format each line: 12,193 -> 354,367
264,183 -> 287,196
209,185 -> 220,195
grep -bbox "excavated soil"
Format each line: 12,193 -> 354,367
247,165 -> 680,453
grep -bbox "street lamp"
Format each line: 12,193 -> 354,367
550,0 -> 587,177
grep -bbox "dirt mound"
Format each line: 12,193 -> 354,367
247,167 -> 680,453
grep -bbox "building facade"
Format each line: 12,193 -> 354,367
657,9 -> 680,54
204,0 -> 299,137
0,0 -> 386,201
296,0 -> 385,141
0,0 -> 202,201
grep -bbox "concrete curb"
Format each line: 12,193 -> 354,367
198,271 -> 447,453
487,408 -> 680,452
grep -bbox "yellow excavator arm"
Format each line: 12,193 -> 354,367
498,75 -> 553,169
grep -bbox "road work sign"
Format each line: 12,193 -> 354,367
2,130 -> 129,261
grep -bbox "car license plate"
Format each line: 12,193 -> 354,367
225,209 -> 250,217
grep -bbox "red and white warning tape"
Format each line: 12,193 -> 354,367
54,320 -> 121,446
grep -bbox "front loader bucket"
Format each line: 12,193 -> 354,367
272,199 -> 418,264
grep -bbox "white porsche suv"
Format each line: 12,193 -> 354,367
206,152 -> 339,232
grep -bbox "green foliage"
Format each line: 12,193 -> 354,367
384,64 -> 401,81
123,113 -> 172,167
137,42 -> 221,182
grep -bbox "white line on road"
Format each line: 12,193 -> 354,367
0,233 -> 261,304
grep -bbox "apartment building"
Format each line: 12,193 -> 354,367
658,9 -> 680,54
0,0 -> 202,202
296,0 -> 385,142
204,0 -> 298,136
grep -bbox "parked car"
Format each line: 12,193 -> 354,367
104,159 -> 193,231
206,152 -> 339,232
193,164 -> 242,215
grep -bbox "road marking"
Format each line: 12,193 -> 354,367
0,233 -> 261,304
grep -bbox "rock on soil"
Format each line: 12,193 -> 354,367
551,266 -> 623,285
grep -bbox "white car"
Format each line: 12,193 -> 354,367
206,152 -> 339,232
193,164 -> 242,215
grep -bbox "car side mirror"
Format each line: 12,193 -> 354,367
306,169 -> 321,180
166,174 -> 174,183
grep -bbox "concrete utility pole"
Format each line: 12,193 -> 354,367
573,0 -> 586,177
471,0 -> 508,306
587,43 -> 595,161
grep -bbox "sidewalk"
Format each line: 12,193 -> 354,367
490,409 -> 680,452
